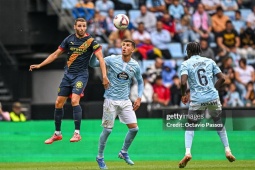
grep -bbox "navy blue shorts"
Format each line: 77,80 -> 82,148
58,71 -> 89,97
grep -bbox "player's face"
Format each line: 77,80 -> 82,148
74,21 -> 87,37
122,42 -> 134,56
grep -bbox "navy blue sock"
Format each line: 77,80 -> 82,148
73,105 -> 82,130
54,108 -> 64,131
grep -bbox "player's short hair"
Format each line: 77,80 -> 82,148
74,18 -> 86,25
123,39 -> 136,49
186,42 -> 202,56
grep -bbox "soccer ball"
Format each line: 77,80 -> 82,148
113,14 -> 129,30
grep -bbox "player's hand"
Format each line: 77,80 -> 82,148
29,64 -> 41,71
181,95 -> 189,105
102,76 -> 110,89
133,98 -> 141,111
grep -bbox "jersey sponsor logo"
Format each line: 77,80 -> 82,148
67,37 -> 94,68
117,72 -> 129,80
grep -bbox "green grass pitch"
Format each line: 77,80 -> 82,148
1,161 -> 255,170
1,119 -> 255,169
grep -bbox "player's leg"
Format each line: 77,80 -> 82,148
45,76 -> 70,144
118,100 -> 138,165
208,99 -> 236,162
96,99 -> 117,169
179,102 -> 203,168
70,74 -> 88,142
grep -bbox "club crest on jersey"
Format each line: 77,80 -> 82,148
76,81 -> 83,88
117,72 -> 129,81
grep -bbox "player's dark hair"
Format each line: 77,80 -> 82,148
74,18 -> 86,25
123,39 -> 136,49
186,42 -> 202,56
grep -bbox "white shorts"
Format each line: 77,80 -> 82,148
189,98 -> 222,118
101,99 -> 137,128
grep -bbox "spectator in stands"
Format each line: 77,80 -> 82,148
108,29 -> 132,45
201,0 -> 221,15
151,21 -> 172,59
246,5 -> 255,30
95,0 -> 114,16
182,0 -> 200,14
200,39 -> 215,60
165,0 -> 173,9
220,57 -> 234,79
245,81 -> 255,106
146,57 -> 164,84
212,6 -> 229,37
108,38 -> 122,55
130,74 -> 153,103
221,0 -> 238,11
0,102 -> 10,121
162,61 -> 176,88
146,0 -> 166,17
232,10 -> 246,34
73,0 -> 95,21
134,5 -> 157,33
235,58 -> 255,100
217,20 -> 240,56
224,82 -> 244,107
237,27 -> 255,59
105,9 -> 117,35
153,75 -> 171,106
169,0 -> 184,20
87,11 -> 108,43
133,22 -> 160,60
10,102 -> 26,122
159,12 -> 176,39
192,3 -> 213,42
170,75 -> 182,106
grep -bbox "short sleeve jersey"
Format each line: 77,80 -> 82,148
59,34 -> 101,74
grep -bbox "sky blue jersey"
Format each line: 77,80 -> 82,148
90,55 -> 144,100
180,55 -> 221,103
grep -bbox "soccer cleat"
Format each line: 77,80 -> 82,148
118,151 -> 134,165
226,151 -> 236,162
96,157 -> 108,169
178,154 -> 192,168
70,133 -> 81,142
44,134 -> 62,144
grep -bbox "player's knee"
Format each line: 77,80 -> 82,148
55,100 -> 64,108
71,98 -> 80,106
129,126 -> 139,133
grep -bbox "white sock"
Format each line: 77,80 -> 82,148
225,146 -> 231,152
55,131 -> 61,135
185,148 -> 191,155
97,155 -> 103,159
75,130 -> 80,134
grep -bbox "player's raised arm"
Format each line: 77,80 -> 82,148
94,49 -> 110,89
29,49 -> 64,71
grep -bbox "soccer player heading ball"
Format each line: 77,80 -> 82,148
90,39 -> 144,169
29,18 -> 109,144
179,42 -> 235,168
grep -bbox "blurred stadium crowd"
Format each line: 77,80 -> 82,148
63,0 -> 255,108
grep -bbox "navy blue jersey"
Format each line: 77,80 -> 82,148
59,34 -> 101,74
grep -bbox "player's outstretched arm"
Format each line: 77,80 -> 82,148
94,50 -> 110,89
215,72 -> 225,91
29,49 -> 63,71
